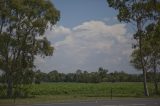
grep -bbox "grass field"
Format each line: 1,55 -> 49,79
30,82 -> 159,97
0,82 -> 159,104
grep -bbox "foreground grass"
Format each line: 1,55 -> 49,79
0,95 -> 105,105
1,95 -> 160,105
0,82 -> 159,105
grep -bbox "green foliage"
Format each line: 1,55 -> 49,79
131,22 -> 160,71
106,0 -> 160,96
107,0 -> 159,23
131,20 -> 160,95
32,69 -> 157,83
0,0 -> 60,97
0,85 -> 7,98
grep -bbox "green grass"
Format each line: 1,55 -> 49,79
0,82 -> 159,105
30,82 -> 159,97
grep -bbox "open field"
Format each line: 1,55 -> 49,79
31,82 -> 160,97
0,82 -> 160,105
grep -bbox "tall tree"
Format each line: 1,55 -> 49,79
0,0 -> 60,97
98,67 -> 108,82
131,22 -> 160,94
107,0 -> 160,96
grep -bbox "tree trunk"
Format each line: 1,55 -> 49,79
153,73 -> 159,95
137,20 -> 149,96
7,73 -> 13,98
153,58 -> 159,94
142,67 -> 149,96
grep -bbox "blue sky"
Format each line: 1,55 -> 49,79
35,0 -> 137,73
52,0 -> 117,28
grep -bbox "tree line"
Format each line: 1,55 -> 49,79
0,67 -> 160,97
8,67 -> 158,84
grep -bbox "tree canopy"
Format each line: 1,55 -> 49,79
0,0 -> 60,97
107,0 -> 160,96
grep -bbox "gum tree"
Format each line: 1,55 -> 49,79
131,22 -> 160,95
0,0 -> 60,97
107,0 -> 160,96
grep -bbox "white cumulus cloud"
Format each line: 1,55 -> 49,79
35,20 -> 135,73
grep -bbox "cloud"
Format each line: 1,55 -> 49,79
44,25 -> 71,44
35,20 -> 135,73
103,17 -> 119,25
56,21 -> 129,59
34,56 -> 46,67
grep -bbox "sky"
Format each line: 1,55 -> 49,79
35,0 -> 138,73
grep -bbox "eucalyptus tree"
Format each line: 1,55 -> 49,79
107,0 -> 160,96
147,23 -> 160,94
0,0 -> 60,97
131,22 -> 160,95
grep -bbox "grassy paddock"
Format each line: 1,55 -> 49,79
0,82 -> 159,104
31,82 -> 159,97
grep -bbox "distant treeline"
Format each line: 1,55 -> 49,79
32,67 -> 160,84
0,67 -> 159,84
